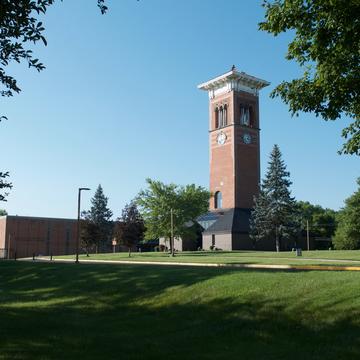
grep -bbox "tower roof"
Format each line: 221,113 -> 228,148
198,67 -> 270,97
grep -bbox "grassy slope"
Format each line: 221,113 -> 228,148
57,250 -> 360,266
1,262 -> 360,359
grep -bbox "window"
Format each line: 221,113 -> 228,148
223,104 -> 228,126
215,108 -> 219,128
215,104 -> 228,129
214,191 -> 222,209
219,106 -> 223,127
240,105 -> 254,126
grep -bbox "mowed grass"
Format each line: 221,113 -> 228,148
1,262 -> 360,359
58,250 -> 360,266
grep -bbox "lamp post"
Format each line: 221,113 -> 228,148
76,187 -> 91,263
170,208 -> 175,257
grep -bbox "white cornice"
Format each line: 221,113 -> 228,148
198,68 -> 270,98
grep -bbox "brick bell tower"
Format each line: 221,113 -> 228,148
197,66 -> 269,250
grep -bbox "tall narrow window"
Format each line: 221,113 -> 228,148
240,105 -> 250,126
249,106 -> 254,127
223,104 -> 227,126
214,191 -> 222,209
215,108 -> 219,128
219,106 -> 223,127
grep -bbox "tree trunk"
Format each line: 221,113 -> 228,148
275,226 -> 280,253
128,247 -> 131,258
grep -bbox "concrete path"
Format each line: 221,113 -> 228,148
18,257 -> 360,272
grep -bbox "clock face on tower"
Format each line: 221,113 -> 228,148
243,133 -> 252,144
217,132 -> 227,145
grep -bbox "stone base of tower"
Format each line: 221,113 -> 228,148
198,208 -> 273,251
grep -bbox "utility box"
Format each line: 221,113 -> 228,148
296,248 -> 302,257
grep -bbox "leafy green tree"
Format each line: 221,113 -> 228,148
136,178 -> 210,251
0,171 -> 12,202
83,184 -> 113,251
297,201 -> 337,238
333,178 -> 360,249
259,0 -> 360,155
0,1 -> 107,198
0,209 -> 7,216
113,202 -> 145,257
0,0 -> 107,110
250,145 -> 299,251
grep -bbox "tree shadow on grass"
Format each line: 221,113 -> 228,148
0,262 -> 360,359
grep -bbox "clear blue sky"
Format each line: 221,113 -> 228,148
1,0 -> 358,218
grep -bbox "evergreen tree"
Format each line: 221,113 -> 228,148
249,189 -> 272,247
333,178 -> 360,250
80,219 -> 102,256
250,145 -> 299,251
83,184 -> 113,251
113,201 -> 145,257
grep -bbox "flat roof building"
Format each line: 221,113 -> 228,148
0,215 -> 77,259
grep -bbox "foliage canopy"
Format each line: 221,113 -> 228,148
0,171 -> 12,202
297,201 -> 337,239
250,145 -> 299,251
333,178 -> 360,249
136,178 -> 210,242
0,0 -> 107,199
83,184 -> 113,249
260,0 -> 360,155
113,201 -> 145,255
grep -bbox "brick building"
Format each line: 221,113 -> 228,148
198,67 -> 271,250
0,215 -> 77,259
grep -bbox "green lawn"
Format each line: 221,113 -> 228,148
56,250 -> 360,267
1,261 -> 360,359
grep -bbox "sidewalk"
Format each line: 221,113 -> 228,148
19,257 -> 360,272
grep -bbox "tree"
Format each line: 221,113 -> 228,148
297,201 -> 337,238
0,1 -> 107,101
250,145 -> 299,251
249,188 -> 272,247
0,1 -> 107,198
0,209 -> 7,216
259,0 -> 360,155
83,184 -> 113,252
113,202 -> 145,257
80,219 -> 102,256
136,178 -> 210,253
333,178 -> 360,249
0,171 -> 12,202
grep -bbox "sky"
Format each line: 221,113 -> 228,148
1,0 -> 359,218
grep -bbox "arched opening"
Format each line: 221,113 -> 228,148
219,106 -> 223,127
215,108 -> 219,129
223,104 -> 227,126
214,191 -> 223,209
240,105 -> 250,126
249,106 -> 254,127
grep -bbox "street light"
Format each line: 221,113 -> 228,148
76,187 -> 91,263
170,208 -> 175,257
